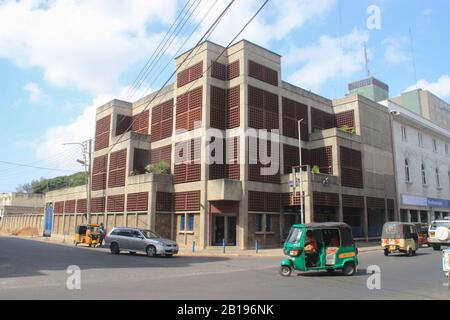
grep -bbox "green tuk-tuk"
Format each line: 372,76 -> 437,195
280,223 -> 359,277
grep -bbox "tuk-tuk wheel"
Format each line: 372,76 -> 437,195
280,265 -> 292,277
384,249 -> 389,256
342,262 -> 356,276
432,244 -> 441,251
407,248 -> 413,257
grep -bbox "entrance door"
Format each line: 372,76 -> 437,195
213,215 -> 237,246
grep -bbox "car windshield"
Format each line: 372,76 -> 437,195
141,230 -> 160,239
430,222 -> 450,230
286,228 -> 302,244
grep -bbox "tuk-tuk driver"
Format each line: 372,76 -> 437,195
98,223 -> 106,247
305,230 -> 318,266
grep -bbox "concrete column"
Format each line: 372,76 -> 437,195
363,197 -> 369,241
338,194 -> 344,223
418,211 -> 422,223
148,188 -> 156,230
407,210 -> 412,223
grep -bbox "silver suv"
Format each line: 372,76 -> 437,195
429,220 -> 450,251
105,227 -> 179,257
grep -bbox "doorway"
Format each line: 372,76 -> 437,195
213,215 -> 237,246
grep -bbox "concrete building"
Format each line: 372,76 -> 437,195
378,101 -> 450,223
40,40 -> 398,249
0,193 -> 45,232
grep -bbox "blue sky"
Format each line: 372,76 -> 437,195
0,0 -> 449,192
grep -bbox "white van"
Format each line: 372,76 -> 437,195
429,220 -> 450,251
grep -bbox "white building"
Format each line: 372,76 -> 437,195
380,100 -> 450,223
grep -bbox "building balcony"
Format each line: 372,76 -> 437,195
310,127 -> 361,143
207,179 -> 243,202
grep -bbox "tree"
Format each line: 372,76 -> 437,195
22,172 -> 87,194
16,183 -> 33,193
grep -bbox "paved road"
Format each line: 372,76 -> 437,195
0,236 -> 448,300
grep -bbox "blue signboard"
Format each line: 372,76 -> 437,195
43,204 -> 53,237
402,195 -> 450,209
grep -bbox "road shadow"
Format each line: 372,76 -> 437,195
296,268 -> 368,278
0,237 -> 229,279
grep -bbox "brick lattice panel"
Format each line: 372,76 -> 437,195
175,191 -> 200,211
210,86 -> 227,129
248,60 -> 278,86
94,115 -> 111,151
311,108 -> 334,131
108,149 -> 127,188
76,199 -> 87,214
132,110 -> 149,134
151,145 -> 172,166
151,99 -> 173,142
64,200 -> 76,213
92,155 -> 108,191
115,114 -> 132,136
211,61 -> 227,80
107,195 -> 125,213
176,86 -> 203,131
340,147 -> 363,189
282,97 -> 309,140
127,192 -> 149,212
227,60 -> 240,80
226,137 -> 240,180
335,110 -> 355,129
174,139 -> 201,184
313,192 -> 340,207
248,192 -> 281,212
54,201 -> 64,214
248,86 -> 279,130
342,195 -> 364,208
156,192 -> 174,212
91,197 -> 106,213
177,61 -> 203,88
310,146 -> 333,175
227,86 -> 240,129
367,197 -> 385,209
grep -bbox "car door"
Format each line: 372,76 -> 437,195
118,230 -> 133,250
129,230 -> 146,251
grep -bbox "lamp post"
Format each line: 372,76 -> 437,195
63,139 -> 92,224
298,119 -> 305,225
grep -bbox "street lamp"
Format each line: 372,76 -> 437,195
298,119 -> 305,225
63,140 -> 92,224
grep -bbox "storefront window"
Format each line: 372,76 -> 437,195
255,214 -> 263,232
266,215 -> 273,232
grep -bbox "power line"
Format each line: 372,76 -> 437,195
126,0 -> 205,102
124,0 -> 201,101
107,0 -> 236,156
0,160 -> 79,173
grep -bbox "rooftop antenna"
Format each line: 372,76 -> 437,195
409,27 -> 418,89
364,43 -> 371,78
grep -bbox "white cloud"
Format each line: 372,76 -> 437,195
286,29 -> 369,92
193,0 -> 335,46
0,0 -> 177,94
382,37 -> 410,65
406,75 -> 450,100
23,82 -> 48,104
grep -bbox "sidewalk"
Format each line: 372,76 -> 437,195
0,232 -> 380,257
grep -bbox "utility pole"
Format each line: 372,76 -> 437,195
63,139 -> 92,224
298,119 -> 305,225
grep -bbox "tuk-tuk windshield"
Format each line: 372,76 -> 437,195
286,227 -> 303,244
382,223 -> 405,239
88,226 -> 99,232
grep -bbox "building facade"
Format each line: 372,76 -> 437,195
41,40 -> 399,249
379,101 -> 450,222
0,193 -> 45,232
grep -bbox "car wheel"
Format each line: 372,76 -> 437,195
342,262 -> 356,276
110,243 -> 120,255
129,252 -> 136,255
165,254 -> 173,258
432,244 -> 441,251
146,245 -> 157,257
412,250 -> 417,256
280,265 -> 292,277
407,248 -> 413,257
384,249 -> 389,256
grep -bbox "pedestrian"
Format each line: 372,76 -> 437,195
98,223 -> 106,248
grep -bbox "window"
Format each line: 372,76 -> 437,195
436,168 -> 441,188
418,132 -> 423,147
180,213 -> 195,232
405,159 -> 411,183
255,214 -> 263,233
433,139 -> 438,153
421,163 -> 427,185
401,126 -> 407,142
266,215 -> 273,233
